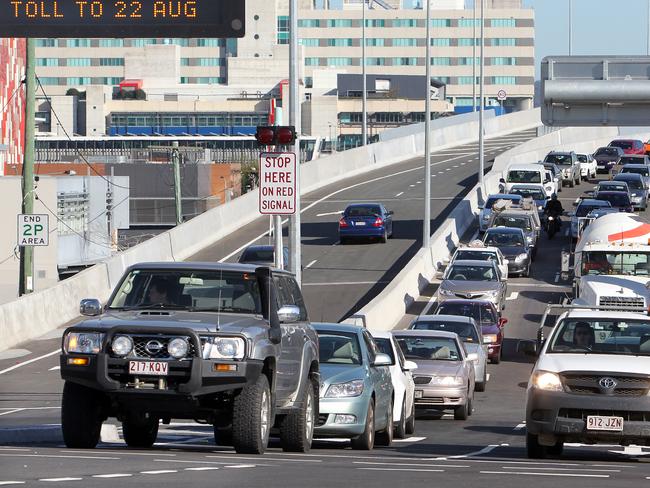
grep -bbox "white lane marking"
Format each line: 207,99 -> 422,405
141,470 -> 178,475
0,349 -> 59,375
48,366 -> 60,371
438,171 -> 444,174
64,450 -> 176,457
505,283 -> 572,290
502,466 -> 620,473
355,461 -> 468,468
506,292 -> 519,301
358,468 -> 444,473
514,422 -> 526,431
153,459 -> 251,466
185,467 -> 221,471
0,454 -> 119,460
409,184 -> 416,188
453,165 -> 459,168
305,260 -> 317,269
316,211 -> 343,217
0,483 -> 25,486
0,407 -> 60,411
0,409 -> 25,417
332,240 -> 340,246
225,465 -> 256,469
206,454 -> 321,463
392,436 -> 427,443
460,162 -> 466,165
420,294 -> 437,316
92,474 -> 133,478
445,168 -> 451,171
395,192 -> 404,197
39,478 -> 83,482
303,281 -> 391,286
480,471 -> 609,478
416,181 -> 422,184
447,444 -> 500,458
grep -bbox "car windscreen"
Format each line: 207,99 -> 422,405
492,216 -> 531,231
576,203 -> 610,217
620,157 -> 642,165
346,205 -> 381,217
108,269 -> 262,314
411,320 -> 479,343
610,141 -> 633,150
577,155 -> 589,163
373,338 -> 396,365
621,167 -> 650,177
436,302 -> 498,325
616,178 -> 644,190
598,183 -> 627,193
581,251 -> 650,276
510,188 -> 545,200
447,264 -> 497,281
506,170 -> 541,183
240,249 -> 274,262
396,336 -> 461,361
595,147 -> 619,157
317,331 -> 362,365
455,250 -> 498,262
597,193 -> 631,207
484,231 -> 524,247
485,196 -> 519,209
545,154 -> 572,166
548,318 -> 650,356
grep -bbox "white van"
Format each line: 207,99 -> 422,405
500,164 -> 552,197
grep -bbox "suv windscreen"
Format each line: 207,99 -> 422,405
616,178 -> 643,190
317,331 -> 362,365
544,154 -> 573,166
447,264 -> 497,282
484,231 -> 524,247
396,336 -> 461,361
549,318 -> 650,356
506,170 -> 541,183
510,188 -> 546,200
620,156 -> 643,165
577,155 -> 589,163
411,320 -> 479,343
435,302 -> 498,325
109,269 -> 262,314
598,183 -> 627,193
493,215 -> 531,231
240,248 -> 273,262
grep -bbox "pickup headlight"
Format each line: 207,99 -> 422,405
532,370 -> 563,391
64,332 -> 104,354
203,337 -> 246,360
439,288 -> 455,296
430,376 -> 464,386
325,379 -> 364,398
483,334 -> 498,344
515,253 -> 528,262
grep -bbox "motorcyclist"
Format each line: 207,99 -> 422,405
544,194 -> 564,229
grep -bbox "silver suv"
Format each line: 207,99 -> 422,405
544,151 -> 580,188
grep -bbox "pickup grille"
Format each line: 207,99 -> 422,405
413,376 -> 432,385
561,373 -> 650,397
598,296 -> 645,311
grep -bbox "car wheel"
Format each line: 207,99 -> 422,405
569,179 -> 574,188
475,370 -> 486,392
454,397 -> 469,421
279,379 -> 316,452
375,399 -> 393,447
380,230 -> 388,244
575,176 -> 580,185
394,396 -> 407,439
232,374 -> 272,454
61,381 -> 104,449
467,393 -> 474,416
558,185 -> 562,193
526,432 -> 548,459
522,263 -> 530,278
339,237 -> 347,245
548,441 -> 564,457
123,414 -> 159,448
351,400 -> 375,450
405,402 -> 415,435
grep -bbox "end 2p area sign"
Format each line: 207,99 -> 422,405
0,0 -> 245,37
259,152 -> 296,215
18,214 -> 49,246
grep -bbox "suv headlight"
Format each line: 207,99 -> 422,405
64,332 -> 104,354
515,253 -> 528,262
483,334 -> 498,344
111,335 -> 133,357
325,379 -> 364,398
531,370 -> 563,391
168,338 -> 189,359
430,376 -> 464,386
203,337 -> 246,360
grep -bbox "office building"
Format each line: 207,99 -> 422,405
0,38 -> 26,176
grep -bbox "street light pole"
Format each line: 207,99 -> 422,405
568,0 -> 572,55
289,0 -> 302,284
472,0 -> 477,112
423,0 -> 431,249
478,0 -> 485,195
362,0 -> 367,146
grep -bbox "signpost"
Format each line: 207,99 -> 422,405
259,152 -> 297,215
18,214 -> 49,247
497,89 -> 507,115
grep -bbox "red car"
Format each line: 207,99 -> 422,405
609,139 -> 645,155
433,299 -> 507,364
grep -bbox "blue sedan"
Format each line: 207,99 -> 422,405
313,323 -> 394,450
339,203 -> 394,244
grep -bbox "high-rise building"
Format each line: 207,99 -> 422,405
0,38 -> 26,176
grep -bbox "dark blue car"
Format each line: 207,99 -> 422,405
339,203 -> 394,244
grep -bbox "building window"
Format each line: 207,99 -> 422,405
457,76 -> 475,85
327,57 -> 352,66
162,38 -> 190,46
36,39 -> 56,47
38,77 -> 59,85
305,77 -> 313,88
458,19 -> 480,28
180,77 -> 190,84
457,38 -> 476,46
277,15 -> 289,44
455,97 -> 475,106
393,57 -> 417,66
366,57 -> 385,66
305,57 -> 320,66
198,58 -> 223,66
490,38 -> 516,46
392,19 -> 417,27
430,19 -> 451,27
99,58 -> 125,66
392,38 -> 417,47
490,18 -> 516,28
197,39 -> 224,47
431,38 -> 451,46
374,112 -> 404,124
180,58 -> 190,66
328,19 -> 353,28
366,38 -> 385,46
328,38 -> 353,47
430,57 -> 451,65
300,39 -> 319,47
66,77 -> 91,85
66,39 -> 91,48
101,77 -> 122,85
339,112 -> 362,123
434,76 -> 450,84
99,39 -> 124,47
195,77 -> 223,84
67,58 -> 92,67
298,19 -> 319,27
458,57 -> 479,65
36,58 -> 59,67
492,76 -> 517,84
365,19 -> 385,27
492,57 -> 517,65
131,39 -> 157,47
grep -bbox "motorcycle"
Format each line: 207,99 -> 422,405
545,212 -> 562,239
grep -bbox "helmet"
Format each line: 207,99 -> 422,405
551,194 -> 558,200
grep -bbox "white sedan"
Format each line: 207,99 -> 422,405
577,153 -> 597,180
370,330 -> 417,438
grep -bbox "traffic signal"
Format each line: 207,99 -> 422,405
255,126 -> 296,146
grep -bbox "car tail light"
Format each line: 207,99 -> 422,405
339,218 -> 349,228
372,217 -> 383,227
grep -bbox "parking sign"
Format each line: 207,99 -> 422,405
259,152 -> 297,215
18,214 -> 49,246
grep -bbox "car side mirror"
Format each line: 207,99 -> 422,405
467,352 -> 479,362
498,317 -> 508,327
499,178 -> 505,184
80,298 -> 102,316
278,305 -> 301,323
503,259 -> 509,266
517,339 -> 538,357
402,360 -> 418,371
373,353 -> 392,367
387,210 -> 394,216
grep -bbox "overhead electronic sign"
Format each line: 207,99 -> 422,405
0,0 -> 245,37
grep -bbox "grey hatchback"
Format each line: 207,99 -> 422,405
613,173 -> 648,210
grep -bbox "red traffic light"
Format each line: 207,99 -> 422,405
255,126 -> 296,146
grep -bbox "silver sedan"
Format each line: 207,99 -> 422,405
436,259 -> 507,311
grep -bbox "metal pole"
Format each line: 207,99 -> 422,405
289,0 -> 302,285
274,215 -> 284,269
648,0 -> 650,55
472,0 -> 477,112
568,0 -> 572,55
171,141 -> 182,225
19,37 -> 35,296
423,0 -> 431,249
362,0 -> 367,146
478,0 -> 485,195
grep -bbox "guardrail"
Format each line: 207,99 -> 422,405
0,108 -> 542,352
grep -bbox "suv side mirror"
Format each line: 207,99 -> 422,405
278,305 -> 300,323
499,178 -> 505,184
402,360 -> 418,371
373,353 -> 392,367
467,352 -> 479,362
517,339 -> 538,357
80,298 -> 102,316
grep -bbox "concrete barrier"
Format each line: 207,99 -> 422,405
0,109 -> 542,352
